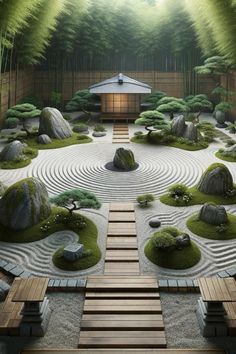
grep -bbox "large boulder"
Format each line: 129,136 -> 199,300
171,115 -> 198,142
197,163 -> 234,195
198,203 -> 228,225
0,140 -> 24,161
39,107 -> 73,139
0,177 -> 51,230
113,148 -> 136,171
172,115 -> 186,137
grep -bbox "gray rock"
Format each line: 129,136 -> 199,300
176,233 -> 191,249
199,203 -> 228,225
172,115 -> 186,137
0,177 -> 51,230
149,218 -> 161,228
37,134 -> 52,144
0,280 -> 10,301
39,107 -> 73,139
229,126 -> 236,134
172,115 -> 199,142
63,243 -> 84,261
215,111 -> 226,125
0,140 -> 24,161
92,131 -> 106,137
113,148 -> 136,171
197,163 -> 233,195
184,122 -> 199,142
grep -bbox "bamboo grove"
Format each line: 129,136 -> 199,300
0,0 -> 236,73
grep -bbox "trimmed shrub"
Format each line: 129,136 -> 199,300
151,231 -> 177,252
93,124 -> 106,132
4,117 -> 19,129
137,194 -> 155,207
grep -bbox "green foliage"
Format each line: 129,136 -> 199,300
185,95 -> 213,117
18,95 -> 44,109
142,91 -> 166,109
151,231 -> 177,252
51,91 -> 61,108
215,101 -> 234,112
195,56 -> 232,75
15,0 -> 67,65
135,110 -> 169,136
156,97 -> 189,119
136,194 -> 155,207
4,117 -> 19,129
0,147 -> 38,170
168,183 -> 193,205
65,90 -> 100,112
6,104 -> 41,120
50,189 -> 101,214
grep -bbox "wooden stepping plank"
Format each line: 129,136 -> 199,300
79,330 -> 165,337
78,336 -> 166,348
109,212 -> 135,222
84,299 -> 161,306
82,314 -> 163,321
105,250 -> 139,261
106,243 -> 138,250
109,203 -> 134,211
104,262 -> 139,275
113,132 -> 129,135
85,292 -> 160,299
112,140 -> 130,144
112,135 -> 129,139
108,222 -> 136,229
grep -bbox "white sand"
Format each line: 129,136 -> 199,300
161,292 -> 236,353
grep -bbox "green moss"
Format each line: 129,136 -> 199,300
25,133 -> 92,150
215,151 -> 236,162
0,207 -> 100,270
187,213 -> 236,240
160,186 -> 236,206
144,239 -> 201,269
0,148 -> 38,169
131,135 -> 208,151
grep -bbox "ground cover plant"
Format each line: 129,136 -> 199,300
0,146 -> 38,169
144,226 -> 201,269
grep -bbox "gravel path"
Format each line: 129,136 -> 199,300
161,292 -> 236,354
0,292 -> 84,353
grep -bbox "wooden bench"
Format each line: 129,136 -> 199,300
0,278 -> 23,335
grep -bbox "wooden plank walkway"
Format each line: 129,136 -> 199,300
78,275 -> 167,349
112,124 -> 130,143
105,203 -> 139,275
21,350 -> 226,353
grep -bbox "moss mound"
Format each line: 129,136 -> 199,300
145,239 -> 201,269
144,226 -> 201,269
187,213 -> 236,240
0,147 -> 38,169
216,151 -> 236,163
160,186 -> 236,207
25,133 -> 92,149
131,133 -> 208,151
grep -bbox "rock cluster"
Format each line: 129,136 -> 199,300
39,107 -> 72,139
171,115 -> 199,142
0,177 -> 51,230
197,163 -> 233,195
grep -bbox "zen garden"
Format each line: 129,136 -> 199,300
1,1 -> 236,354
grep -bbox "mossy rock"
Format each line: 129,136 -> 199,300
197,163 -> 233,195
113,148 -> 136,171
187,212 -> 236,240
0,177 -> 51,230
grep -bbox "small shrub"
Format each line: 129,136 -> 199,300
168,184 -> 192,204
162,227 -> 180,237
137,194 -> 155,207
151,231 -> 176,252
94,124 -> 106,132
